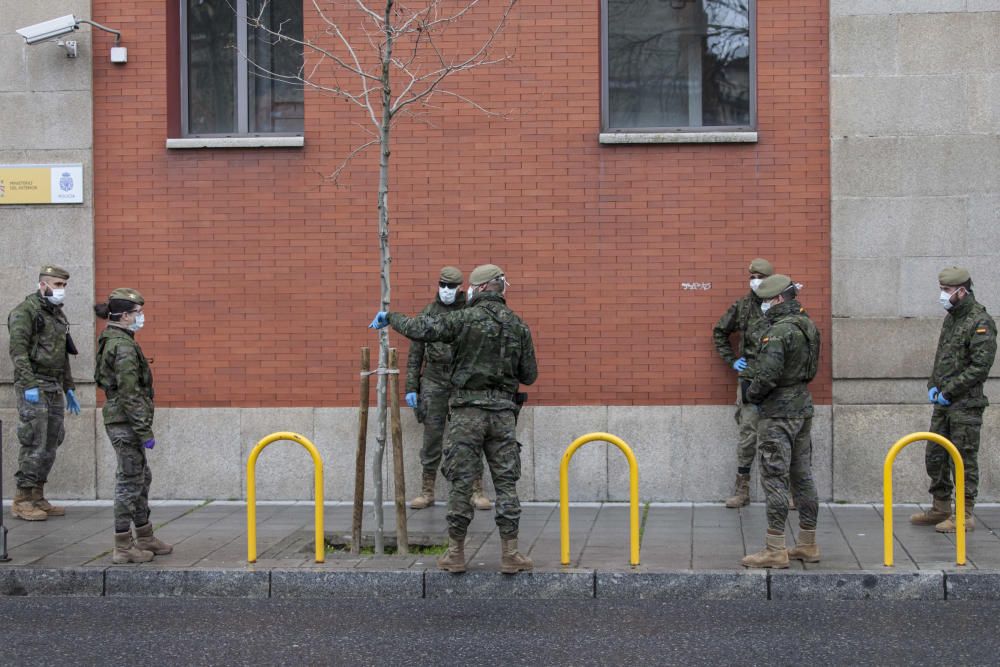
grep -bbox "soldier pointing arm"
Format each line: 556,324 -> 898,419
371,264 -> 537,574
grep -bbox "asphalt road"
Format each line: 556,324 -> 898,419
1,598 -> 998,666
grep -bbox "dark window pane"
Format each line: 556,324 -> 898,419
187,0 -> 237,134
607,0 -> 751,130
248,0 -> 304,133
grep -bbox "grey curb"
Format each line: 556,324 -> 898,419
0,567 -> 105,597
598,570 -> 768,600
769,570 -> 944,600
424,569 -> 595,599
1,567 -> 996,599
105,567 -> 269,598
271,569 -> 423,598
945,571 -> 1000,600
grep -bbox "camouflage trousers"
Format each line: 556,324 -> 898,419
734,381 -> 761,470
106,423 -> 152,532
441,406 -> 521,539
927,405 -> 983,504
14,381 -> 66,490
418,379 -> 451,475
757,417 -> 818,532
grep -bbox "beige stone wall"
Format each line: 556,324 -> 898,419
831,1 -> 1000,499
0,1 -> 97,496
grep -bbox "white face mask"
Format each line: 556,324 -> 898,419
439,286 -> 458,305
939,290 -> 955,310
128,312 -> 145,332
760,300 -> 773,314
45,287 -> 66,305
749,278 -> 763,292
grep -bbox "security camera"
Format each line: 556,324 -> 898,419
16,14 -> 78,45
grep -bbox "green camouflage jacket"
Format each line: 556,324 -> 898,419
405,290 -> 467,393
713,291 -> 766,378
929,294 -> 997,409
7,292 -> 75,391
388,291 -> 537,411
94,326 -> 155,442
745,299 -> 816,419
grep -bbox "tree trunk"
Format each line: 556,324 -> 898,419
371,0 -> 396,556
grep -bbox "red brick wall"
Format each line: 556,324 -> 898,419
92,1 -> 830,407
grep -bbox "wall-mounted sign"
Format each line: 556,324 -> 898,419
0,164 -> 84,205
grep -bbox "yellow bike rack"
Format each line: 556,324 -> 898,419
247,432 -> 325,564
560,432 -> 640,567
883,431 -> 965,567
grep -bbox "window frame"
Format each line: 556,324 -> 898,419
600,0 -> 757,134
179,0 -> 303,138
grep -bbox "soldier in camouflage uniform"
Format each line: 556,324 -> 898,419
741,275 -> 821,569
405,267 -> 490,511
911,267 -> 997,533
371,264 -> 537,574
94,288 -> 172,564
7,265 -> 81,521
713,258 -> 774,508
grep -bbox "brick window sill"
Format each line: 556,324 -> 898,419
599,132 -> 758,144
165,137 -> 305,149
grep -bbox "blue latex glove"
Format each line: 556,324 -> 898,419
935,392 -> 951,407
369,311 -> 388,329
143,439 -> 156,450
405,392 -> 418,409
928,387 -> 939,403
732,357 -> 748,372
66,389 -> 81,415
24,387 -> 40,404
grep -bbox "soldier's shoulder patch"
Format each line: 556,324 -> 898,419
976,326 -> 989,334
761,336 -> 770,345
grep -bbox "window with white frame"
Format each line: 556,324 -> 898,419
602,0 -> 755,132
182,0 -> 304,136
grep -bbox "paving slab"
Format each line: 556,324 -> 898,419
3,500 -> 1000,599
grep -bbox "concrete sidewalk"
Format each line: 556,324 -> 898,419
2,500 -> 1000,600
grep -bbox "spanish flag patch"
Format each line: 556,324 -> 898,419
762,337 -> 770,345
977,327 -> 988,334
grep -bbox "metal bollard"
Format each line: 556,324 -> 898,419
0,419 -> 10,561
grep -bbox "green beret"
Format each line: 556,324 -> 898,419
755,274 -> 792,299
938,266 -> 971,286
109,287 -> 144,305
40,265 -> 70,280
749,258 -> 774,276
439,266 -> 463,284
469,264 -> 504,286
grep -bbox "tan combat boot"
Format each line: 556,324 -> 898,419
12,488 -> 47,521
741,532 -> 790,569
936,504 -> 975,533
725,474 -> 750,508
33,484 -> 65,517
788,528 -> 821,563
409,471 -> 436,509
112,531 -> 154,564
910,498 -> 951,526
436,535 -> 466,573
501,537 -> 533,574
134,522 -> 173,555
471,477 -> 492,511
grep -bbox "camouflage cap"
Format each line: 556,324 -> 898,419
755,274 -> 792,299
108,287 -> 144,305
469,264 -> 504,286
439,266 -> 463,284
939,266 -> 971,286
749,258 -> 774,276
40,265 -> 70,280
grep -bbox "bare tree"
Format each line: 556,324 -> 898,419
241,0 -> 518,553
